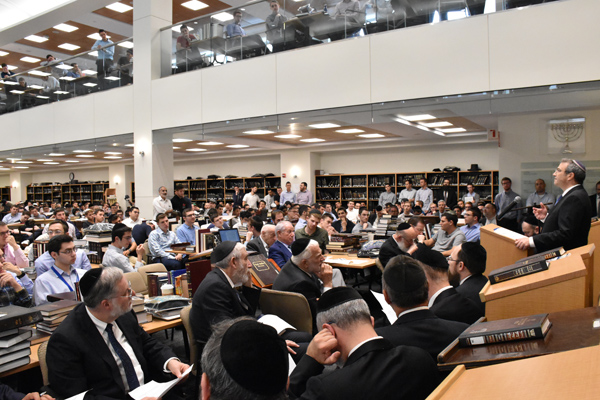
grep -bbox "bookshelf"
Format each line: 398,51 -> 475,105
27,182 -> 109,205
0,187 -> 10,202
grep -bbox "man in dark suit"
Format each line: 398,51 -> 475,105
232,185 -> 244,208
435,178 -> 457,209
376,255 -> 468,361
246,224 -> 276,257
414,246 -> 482,325
589,180 -> 600,218
378,222 -> 419,268
268,221 -> 295,267
289,287 -> 440,400
448,242 -> 488,315
47,267 -> 189,400
516,159 -> 592,253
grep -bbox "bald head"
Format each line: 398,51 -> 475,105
261,224 -> 276,246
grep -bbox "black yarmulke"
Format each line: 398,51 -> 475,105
291,238 -> 311,256
412,245 -> 449,272
211,241 -> 237,264
383,257 -> 426,293
396,222 -> 411,231
523,214 -> 538,226
220,319 -> 288,396
80,268 -> 103,297
317,286 -> 363,313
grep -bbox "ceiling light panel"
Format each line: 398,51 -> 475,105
182,0 -> 209,11
243,130 -> 274,135
335,129 -> 364,134
106,2 -> 133,13
226,144 -> 249,148
419,121 -> 453,128
20,56 -> 40,63
300,138 -> 326,142
186,148 -> 207,152
309,123 -> 340,129
118,41 -> 134,49
212,12 -> 234,22
24,35 -> 48,43
0,51 -> 8,56
358,133 -> 385,138
197,142 -> 223,146
399,114 -> 436,121
173,138 -> 193,143
53,23 -> 79,32
275,134 -> 301,139
439,128 -> 467,133
58,43 -> 80,51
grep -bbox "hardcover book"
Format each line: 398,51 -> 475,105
458,313 -> 551,347
248,254 -> 279,287
0,306 -> 42,331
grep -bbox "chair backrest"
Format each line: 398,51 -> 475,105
375,258 -> 385,272
38,340 -> 50,386
137,263 -> 167,286
142,241 -> 150,264
179,305 -> 198,375
260,288 -> 313,334
125,271 -> 148,295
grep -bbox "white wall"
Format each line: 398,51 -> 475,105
0,176 -> 9,186
30,167 -> 109,183
173,154 -> 281,180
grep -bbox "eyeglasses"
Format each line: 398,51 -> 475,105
48,230 -> 64,235
0,231 -> 9,236
115,282 -> 133,298
59,249 -> 75,255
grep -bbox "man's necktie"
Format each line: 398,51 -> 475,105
105,323 -> 140,390
555,195 -> 562,205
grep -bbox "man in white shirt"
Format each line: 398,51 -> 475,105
398,179 -> 417,205
152,186 -> 173,219
352,207 -> 372,233
102,224 -> 145,273
346,201 -> 359,223
122,207 -> 142,228
2,205 -> 21,224
242,186 -> 260,209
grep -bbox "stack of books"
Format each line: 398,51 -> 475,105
375,215 -> 392,236
133,297 -> 152,324
145,296 -> 191,320
327,234 -> 360,254
35,299 -> 80,334
0,306 -> 42,373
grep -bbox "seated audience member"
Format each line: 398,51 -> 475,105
13,211 -> 42,242
35,220 -> 91,276
448,242 -> 488,314
270,209 -> 284,225
319,213 -> 337,237
42,208 -> 79,238
246,223 -> 275,257
388,204 -> 400,218
176,208 -> 199,245
376,255 -> 468,360
268,221 -> 295,267
107,214 -> 122,224
521,214 -> 540,237
482,203 -> 497,226
2,204 -> 21,224
424,212 -> 466,256
122,206 -> 142,228
408,216 -> 426,239
351,207 -> 372,234
232,210 -> 251,229
30,207 -> 46,220
47,267 -> 188,400
0,249 -> 33,307
378,223 -> 418,268
102,224 -> 145,273
207,213 -> 230,230
295,211 -> 329,253
256,200 -> 268,221
200,318 -> 289,400
226,10 -> 246,37
147,213 -> 186,271
245,216 -> 263,243
295,205 -> 310,230
345,201 -> 359,223
288,286 -> 441,399
414,246 -> 482,324
460,208 -> 482,242
0,384 -> 53,400
81,209 -> 95,229
369,206 -> 384,226
285,204 -> 300,225
398,201 -> 413,223
132,220 -> 155,247
33,235 -> 87,306
331,208 -> 355,234
229,206 -> 242,227
426,202 -> 438,216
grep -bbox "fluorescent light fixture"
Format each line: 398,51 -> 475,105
243,129 -> 273,135
29,84 -> 43,89
82,69 -> 97,75
104,156 -> 122,159
275,134 -> 302,139
56,64 -> 74,70
10,90 -> 25,94
65,160 -> 80,163
118,41 -> 134,49
197,142 -> 223,146
28,70 -> 50,76
124,143 -> 134,147
6,158 -> 21,161
54,90 -> 70,94
20,56 -> 41,63
73,150 -> 93,153
88,33 -> 111,40
438,128 -> 467,133
300,138 -> 326,142
48,153 -> 65,156
6,65 -> 17,71
75,155 -> 94,158
54,23 -> 79,32
398,114 -> 436,121
13,167 -> 29,169
0,51 -> 8,56
88,51 -> 99,57
83,83 -> 97,87
226,144 -> 249,148
419,121 -> 453,128
358,133 -> 385,138
37,159 -> 53,162
104,76 -> 120,81
173,147 -> 181,150
171,25 -> 194,33
58,43 -> 80,51
212,12 -> 234,22
44,162 -> 59,165
182,0 -> 209,11
0,168 -> 10,171
308,123 -> 340,129
59,76 -> 75,81
106,2 -> 133,12
16,161 -> 33,164
335,129 -> 364,134
24,35 -> 48,43
37,95 -> 49,99
2,80 -> 18,85
104,152 -> 122,155
173,138 -> 193,143
433,130 -> 446,137
186,148 -> 207,152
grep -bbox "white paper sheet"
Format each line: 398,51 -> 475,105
493,227 -> 526,240
129,365 -> 193,400
371,290 -> 397,324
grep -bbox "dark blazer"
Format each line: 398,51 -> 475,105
268,240 -> 292,268
232,192 -> 243,208
435,187 -> 458,208
430,287 -> 483,325
376,309 -> 468,361
289,338 -> 440,400
590,194 -> 598,217
47,304 -> 175,400
273,260 -> 320,332
378,235 -> 407,269
533,185 -> 592,252
455,274 -> 488,315
190,268 -> 261,343
331,219 -> 355,234
246,236 -> 268,257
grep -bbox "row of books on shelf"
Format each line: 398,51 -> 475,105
460,174 -> 490,185
342,177 -> 367,187
316,190 -> 340,200
342,190 -> 367,200
368,176 -> 393,187
316,179 -> 340,187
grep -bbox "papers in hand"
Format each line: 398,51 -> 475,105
258,314 -> 296,335
493,227 -> 526,241
371,290 -> 397,324
65,390 -> 89,400
129,365 -> 193,400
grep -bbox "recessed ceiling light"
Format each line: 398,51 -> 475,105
13,167 -> 29,169
65,160 -> 80,163
186,148 -> 207,152
212,12 -> 234,21
226,144 -> 249,148
438,128 -> 467,133
0,168 -> 10,171
105,2 -> 133,13
73,150 -> 93,153
10,90 -> 25,94
118,41 -> 134,49
24,35 -> 48,43
104,156 -> 122,159
58,43 -> 80,51
88,51 -> 99,57
82,69 -> 97,75
173,147 -> 181,150
125,143 -> 134,147
28,70 -> 50,77
433,130 -> 446,137
105,152 -> 122,155
416,125 -> 431,132
399,114 -> 436,121
243,129 -> 273,135
83,83 -> 97,87
275,134 -> 302,139
7,158 -> 21,161
76,155 -> 94,158
309,123 -> 341,129
173,138 -> 193,143
37,159 -> 53,162
29,84 -> 44,89
5,65 -> 17,71
44,162 -> 59,165
197,142 -> 223,146
48,153 -> 64,156
300,138 -> 326,142
182,0 -> 209,11
53,23 -> 79,32
419,121 -> 453,128
20,56 -> 40,63
358,133 -> 385,138
336,128 -> 364,134
0,51 -> 8,56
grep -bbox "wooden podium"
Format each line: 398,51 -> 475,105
480,224 -> 531,275
588,220 -> 600,304
480,252 -> 588,321
427,345 -> 600,400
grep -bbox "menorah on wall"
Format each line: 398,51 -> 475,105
549,117 -> 585,154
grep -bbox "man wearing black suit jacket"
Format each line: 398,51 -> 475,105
515,159 -> 592,253
435,178 -> 458,209
589,180 -> 600,218
377,222 -> 419,268
47,267 -> 189,400
246,224 -> 276,257
376,255 -> 468,361
289,287 -> 440,400
448,242 -> 488,315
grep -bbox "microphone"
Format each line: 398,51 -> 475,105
498,196 -> 521,220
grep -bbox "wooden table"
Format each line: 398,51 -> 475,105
437,306 -> 600,371
166,248 -> 212,261
324,254 -> 375,270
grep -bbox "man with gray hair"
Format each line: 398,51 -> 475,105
246,223 -> 276,257
47,267 -> 189,400
289,286 -> 440,399
268,221 -> 295,267
153,186 -> 174,219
